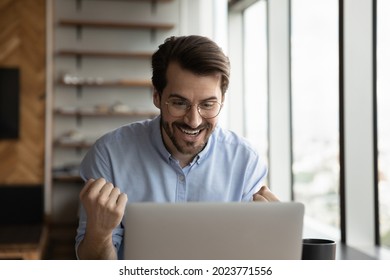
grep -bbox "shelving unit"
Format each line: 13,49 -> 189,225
47,0 -> 179,258
51,0 -> 177,183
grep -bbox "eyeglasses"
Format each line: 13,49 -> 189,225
165,99 -> 223,119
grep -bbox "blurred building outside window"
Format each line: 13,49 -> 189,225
243,0 -> 269,178
291,0 -> 340,234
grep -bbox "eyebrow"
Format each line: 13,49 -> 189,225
168,93 -> 219,102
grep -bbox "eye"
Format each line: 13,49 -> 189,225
170,99 -> 189,108
200,101 -> 217,110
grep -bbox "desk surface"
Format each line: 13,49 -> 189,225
303,222 -> 376,260
336,243 -> 375,260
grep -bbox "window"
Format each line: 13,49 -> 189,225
291,0 -> 340,232
377,0 -> 390,248
243,0 -> 269,169
231,0 -> 390,258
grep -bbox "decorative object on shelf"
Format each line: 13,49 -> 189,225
56,129 -> 85,145
62,73 -> 104,86
110,101 -> 130,113
59,73 -> 152,88
54,103 -> 158,118
52,163 -> 82,182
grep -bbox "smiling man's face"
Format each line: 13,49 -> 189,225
153,62 -> 224,166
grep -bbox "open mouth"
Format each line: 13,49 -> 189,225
180,127 -> 201,136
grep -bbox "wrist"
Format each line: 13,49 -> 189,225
84,224 -> 112,245
81,226 -> 116,259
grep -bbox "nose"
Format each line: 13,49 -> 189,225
184,105 -> 203,128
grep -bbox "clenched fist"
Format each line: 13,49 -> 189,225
80,178 -> 128,236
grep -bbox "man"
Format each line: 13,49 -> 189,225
75,35 -> 279,260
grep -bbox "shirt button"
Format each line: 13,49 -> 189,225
178,175 -> 185,182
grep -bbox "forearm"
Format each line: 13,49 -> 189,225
77,178 -> 127,259
77,231 -> 118,260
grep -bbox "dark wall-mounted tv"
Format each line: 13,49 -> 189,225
0,67 -> 20,139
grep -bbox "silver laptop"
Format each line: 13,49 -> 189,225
124,202 -> 304,260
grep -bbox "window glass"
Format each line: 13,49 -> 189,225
291,0 -> 340,232
243,0 -> 269,171
377,0 -> 390,248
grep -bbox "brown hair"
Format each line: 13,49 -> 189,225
151,35 -> 230,95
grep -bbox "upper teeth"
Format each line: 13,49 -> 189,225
181,128 -> 200,135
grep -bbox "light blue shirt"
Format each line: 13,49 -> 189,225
75,116 -> 267,258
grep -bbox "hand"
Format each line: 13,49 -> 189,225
252,186 -> 280,202
80,178 -> 128,237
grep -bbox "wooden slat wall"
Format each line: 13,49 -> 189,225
0,0 -> 46,185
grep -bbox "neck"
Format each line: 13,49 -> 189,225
176,155 -> 195,168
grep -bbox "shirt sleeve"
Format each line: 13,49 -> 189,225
79,140 -> 113,183
241,152 -> 268,202
74,140 -> 124,259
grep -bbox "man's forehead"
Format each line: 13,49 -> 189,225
167,93 -> 219,101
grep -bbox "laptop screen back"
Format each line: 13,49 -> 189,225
124,202 -> 304,260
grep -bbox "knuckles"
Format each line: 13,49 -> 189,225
80,178 -> 127,219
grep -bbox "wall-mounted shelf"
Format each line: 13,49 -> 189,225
86,0 -> 174,2
57,49 -> 153,59
52,175 -> 83,183
54,141 -> 92,149
58,79 -> 152,88
73,0 -> 175,10
54,109 -> 158,118
58,19 -> 175,30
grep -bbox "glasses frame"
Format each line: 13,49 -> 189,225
165,100 -> 223,119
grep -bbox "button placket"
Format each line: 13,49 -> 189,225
176,172 -> 187,202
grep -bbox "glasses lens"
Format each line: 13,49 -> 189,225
198,102 -> 221,118
166,101 -> 186,117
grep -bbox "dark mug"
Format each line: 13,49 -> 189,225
301,238 -> 336,260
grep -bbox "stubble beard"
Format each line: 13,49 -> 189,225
161,118 -> 210,156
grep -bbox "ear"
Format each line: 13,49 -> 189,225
153,89 -> 161,109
